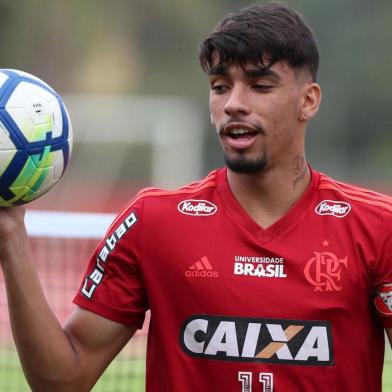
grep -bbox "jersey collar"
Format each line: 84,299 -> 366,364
216,166 -> 320,244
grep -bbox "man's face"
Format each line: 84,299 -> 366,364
208,59 -> 311,174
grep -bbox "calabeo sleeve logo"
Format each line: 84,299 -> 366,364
81,211 -> 138,299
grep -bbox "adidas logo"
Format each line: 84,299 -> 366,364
185,256 -> 218,278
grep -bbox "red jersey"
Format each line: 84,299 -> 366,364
74,167 -> 392,392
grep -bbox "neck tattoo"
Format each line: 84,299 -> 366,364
292,155 -> 307,189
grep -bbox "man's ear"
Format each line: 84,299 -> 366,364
299,82 -> 321,122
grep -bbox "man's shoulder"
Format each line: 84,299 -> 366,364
118,168 -> 223,217
317,170 -> 392,218
141,168 -> 221,203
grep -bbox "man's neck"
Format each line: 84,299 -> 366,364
227,162 -> 311,229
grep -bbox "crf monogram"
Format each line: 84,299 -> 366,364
304,251 -> 348,291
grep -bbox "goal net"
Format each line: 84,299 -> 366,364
0,210 -> 149,391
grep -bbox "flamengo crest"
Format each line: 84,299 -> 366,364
304,251 -> 348,292
374,284 -> 392,315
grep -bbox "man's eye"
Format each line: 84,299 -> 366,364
211,84 -> 229,93
253,84 -> 273,91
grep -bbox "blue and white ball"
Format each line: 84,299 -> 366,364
0,69 -> 72,206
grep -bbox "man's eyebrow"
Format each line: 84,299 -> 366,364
207,66 -> 281,80
244,68 -> 280,80
207,67 -> 228,76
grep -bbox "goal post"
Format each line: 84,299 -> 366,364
64,94 -> 205,188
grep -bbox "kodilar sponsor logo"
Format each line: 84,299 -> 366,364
178,199 -> 217,216
180,315 -> 333,366
315,200 -> 351,218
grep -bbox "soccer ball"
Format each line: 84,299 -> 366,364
0,69 -> 72,206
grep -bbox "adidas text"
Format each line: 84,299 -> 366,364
185,270 -> 218,278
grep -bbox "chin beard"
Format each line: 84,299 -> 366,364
224,153 -> 268,174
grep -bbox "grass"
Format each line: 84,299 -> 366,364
1,347 -> 392,391
0,349 -> 145,391
384,346 -> 392,391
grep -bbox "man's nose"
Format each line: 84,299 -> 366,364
224,85 -> 250,116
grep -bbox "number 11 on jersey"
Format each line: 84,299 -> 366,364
238,371 -> 274,392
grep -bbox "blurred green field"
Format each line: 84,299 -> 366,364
0,349 -> 145,391
384,347 -> 392,392
1,348 -> 392,391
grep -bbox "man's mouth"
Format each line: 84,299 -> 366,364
227,128 -> 259,140
220,123 -> 261,150
221,122 -> 260,136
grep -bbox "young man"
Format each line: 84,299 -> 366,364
0,2 -> 391,391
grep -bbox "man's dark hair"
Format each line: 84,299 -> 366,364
199,2 -> 319,81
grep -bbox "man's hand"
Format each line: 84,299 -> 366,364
0,206 -> 136,391
0,206 -> 26,244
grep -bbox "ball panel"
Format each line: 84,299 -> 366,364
13,155 -> 37,187
24,166 -> 56,200
0,150 -> 16,178
22,92 -> 60,140
7,185 -> 38,205
12,149 -> 51,188
2,69 -> 54,92
1,81 -> 30,109
0,73 -> 9,89
7,148 -> 54,204
15,167 -> 54,203
6,82 -> 60,142
45,149 -> 63,180
0,150 -> 30,204
68,136 -> 73,156
48,98 -> 66,138
0,121 -> 16,150
0,195 -> 13,206
3,108 -> 35,143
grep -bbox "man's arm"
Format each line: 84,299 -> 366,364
0,206 -> 137,391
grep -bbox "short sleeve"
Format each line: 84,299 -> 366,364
73,197 -> 148,328
372,212 -> 392,328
